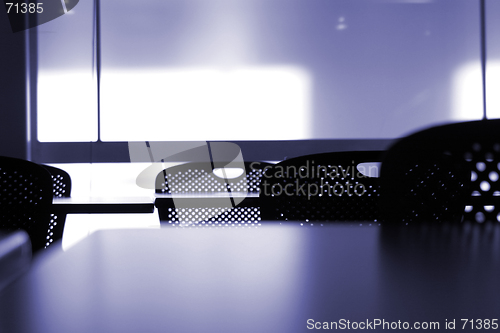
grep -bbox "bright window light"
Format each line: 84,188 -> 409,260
453,61 -> 500,120
452,62 -> 483,121
99,66 -> 311,141
37,71 -> 98,142
486,62 -> 500,119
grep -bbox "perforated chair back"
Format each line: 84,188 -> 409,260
259,151 -> 383,222
41,165 -> 71,248
0,157 -> 53,252
380,119 -> 500,224
155,161 -> 271,226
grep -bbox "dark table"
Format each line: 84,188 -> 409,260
154,191 -> 260,208
52,196 -> 155,214
1,222 -> 500,332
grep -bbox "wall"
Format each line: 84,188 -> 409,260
0,11 -> 27,159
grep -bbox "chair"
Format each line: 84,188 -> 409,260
0,156 -> 53,252
41,165 -> 72,248
259,151 -> 383,222
380,119 -> 500,224
155,161 -> 272,226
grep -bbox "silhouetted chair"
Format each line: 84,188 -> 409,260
380,119 -> 500,224
259,151 -> 383,222
41,165 -> 72,248
155,161 -> 272,226
0,156 -> 53,253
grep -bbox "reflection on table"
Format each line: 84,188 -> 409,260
1,222 -> 500,333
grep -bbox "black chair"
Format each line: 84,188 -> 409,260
380,119 -> 500,224
259,151 -> 383,222
0,156 -> 53,252
155,161 -> 272,226
41,165 -> 72,248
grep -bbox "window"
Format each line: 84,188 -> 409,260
33,0 -> 493,162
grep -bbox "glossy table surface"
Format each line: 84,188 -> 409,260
1,222 -> 500,333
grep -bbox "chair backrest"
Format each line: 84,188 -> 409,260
259,151 -> 383,222
41,165 -> 72,198
155,161 -> 268,194
380,119 -> 500,224
41,165 -> 72,248
0,157 -> 53,252
155,161 -> 271,226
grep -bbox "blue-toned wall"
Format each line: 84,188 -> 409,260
0,11 -> 27,159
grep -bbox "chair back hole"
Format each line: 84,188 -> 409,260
357,162 -> 380,178
213,168 -> 244,179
